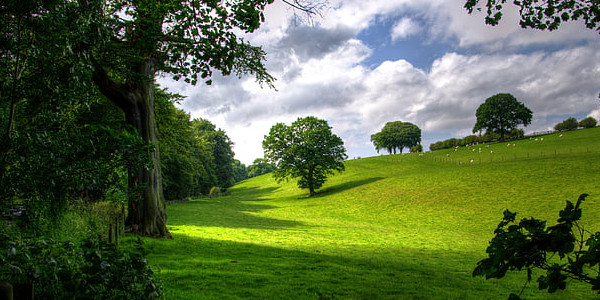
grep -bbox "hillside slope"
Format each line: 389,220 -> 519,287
145,127 -> 600,299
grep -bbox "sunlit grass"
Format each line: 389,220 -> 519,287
139,127 -> 600,299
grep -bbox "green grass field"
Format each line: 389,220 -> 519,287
139,127 -> 600,299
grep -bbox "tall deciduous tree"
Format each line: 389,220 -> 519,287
371,121 -> 421,154
464,0 -> 600,33
2,0 -> 319,237
263,116 -> 347,196
87,0 -> 281,237
473,93 -> 532,142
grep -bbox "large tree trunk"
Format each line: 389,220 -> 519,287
92,59 -> 171,238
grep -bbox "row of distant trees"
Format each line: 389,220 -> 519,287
554,117 -> 597,131
430,129 -> 525,151
155,89 -> 240,201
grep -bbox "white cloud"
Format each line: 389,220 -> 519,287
391,18 -> 420,41
158,1 -> 600,164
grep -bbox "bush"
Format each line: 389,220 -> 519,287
579,117 -> 597,128
209,186 -> 227,198
410,144 -> 423,153
508,128 -> 524,139
0,234 -> 162,300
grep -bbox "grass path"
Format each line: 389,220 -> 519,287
139,128 -> 600,299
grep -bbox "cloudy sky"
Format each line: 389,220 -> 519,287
159,0 -> 600,165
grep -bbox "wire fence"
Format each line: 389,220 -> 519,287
371,146 -> 599,166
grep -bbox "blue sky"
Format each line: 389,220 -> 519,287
160,0 -> 600,165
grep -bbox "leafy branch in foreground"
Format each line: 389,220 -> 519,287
474,193 -> 600,299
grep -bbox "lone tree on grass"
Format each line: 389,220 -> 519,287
473,93 -> 532,142
371,121 -> 421,154
263,116 -> 347,197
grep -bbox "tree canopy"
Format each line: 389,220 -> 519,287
371,121 -> 421,154
263,116 -> 347,196
464,0 -> 600,33
0,0 -> 291,237
473,93 -> 532,142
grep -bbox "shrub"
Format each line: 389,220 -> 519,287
410,144 -> 423,153
209,186 -> 227,198
508,128 -> 524,139
0,234 -> 162,300
579,117 -> 597,128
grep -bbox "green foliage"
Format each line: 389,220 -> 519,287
247,158 -> 275,178
554,117 -> 578,131
464,0 -> 600,33
232,159 -> 249,183
474,194 -> 600,299
208,186 -> 228,198
473,93 -> 533,142
371,121 -> 421,154
0,234 -> 162,300
410,144 -> 423,153
0,93 -> 150,232
155,89 -> 217,199
579,117 -> 597,129
192,119 -> 237,189
509,128 -> 525,139
263,116 -> 347,196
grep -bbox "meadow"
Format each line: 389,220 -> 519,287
139,127 -> 600,299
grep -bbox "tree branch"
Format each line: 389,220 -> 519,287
91,56 -> 134,111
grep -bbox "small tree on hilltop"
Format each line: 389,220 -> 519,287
371,121 -> 421,154
554,117 -> 579,131
473,93 -> 532,142
579,117 -> 597,129
263,116 -> 347,196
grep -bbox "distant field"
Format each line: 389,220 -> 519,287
139,127 -> 600,299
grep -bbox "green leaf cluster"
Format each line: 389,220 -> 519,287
263,116 -> 347,196
0,234 -> 162,300
474,194 -> 600,299
464,0 -> 600,33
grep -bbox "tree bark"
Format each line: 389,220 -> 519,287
92,59 -> 171,238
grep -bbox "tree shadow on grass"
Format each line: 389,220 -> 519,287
311,177 -> 384,199
140,234 -> 586,300
167,186 -> 304,231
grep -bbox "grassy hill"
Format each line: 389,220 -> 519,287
140,127 -> 600,299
